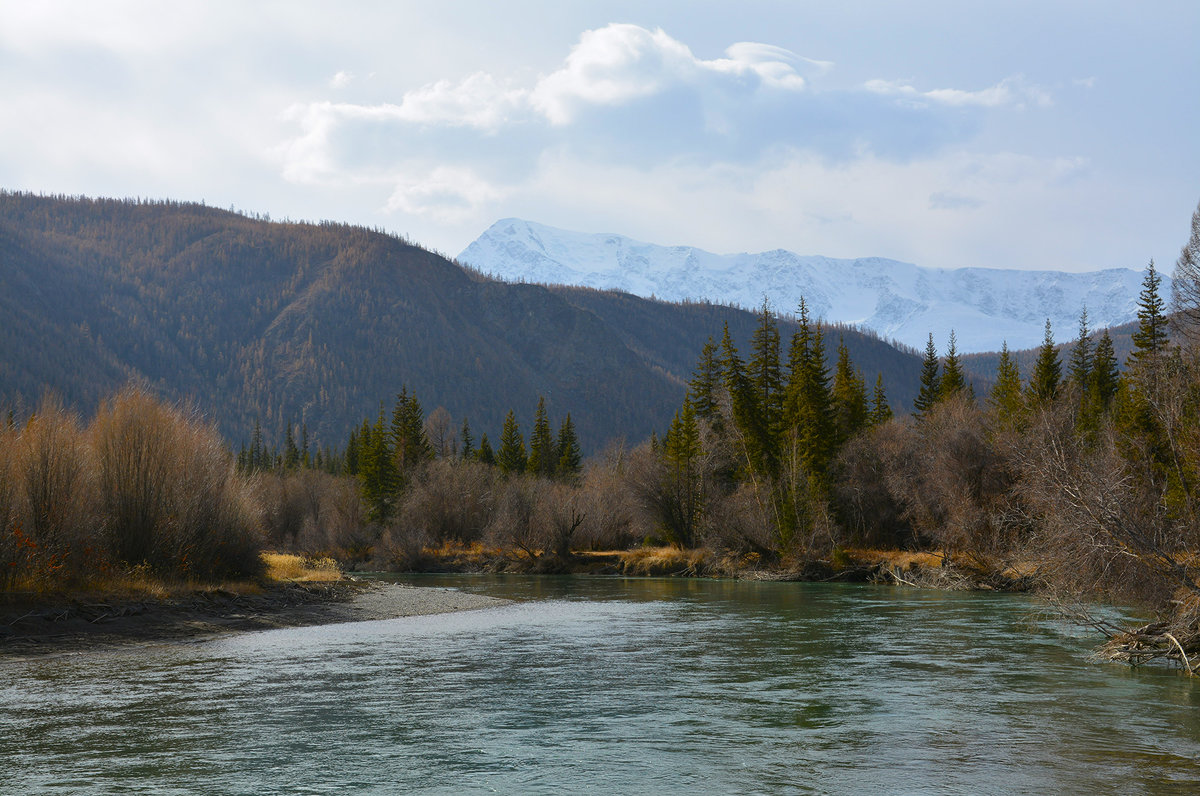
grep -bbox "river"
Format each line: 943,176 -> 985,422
3,576 -> 1199,794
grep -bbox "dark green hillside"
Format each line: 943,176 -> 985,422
960,320 -> 1141,385
0,192 -> 923,450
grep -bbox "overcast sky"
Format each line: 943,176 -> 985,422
2,1 -> 1198,272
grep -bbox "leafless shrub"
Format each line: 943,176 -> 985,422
396,459 -> 496,544
831,429 -> 909,548
89,387 -> 262,579
9,396 -> 97,583
700,483 -> 773,555
485,476 -> 539,557
574,457 -> 640,549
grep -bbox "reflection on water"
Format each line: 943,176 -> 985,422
3,575 -> 1199,794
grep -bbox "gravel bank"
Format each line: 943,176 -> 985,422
0,580 -> 508,658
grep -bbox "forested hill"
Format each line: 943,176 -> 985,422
0,192 -> 924,451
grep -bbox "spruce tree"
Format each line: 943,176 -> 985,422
391,387 -> 432,474
749,300 -> 784,443
720,322 -> 769,471
988,342 -> 1024,424
528,396 -> 556,477
1089,331 -> 1120,412
869,373 -> 893,426
556,414 -> 582,480
283,420 -> 300,470
913,333 -> 941,416
1128,260 -> 1169,395
460,418 -> 474,460
1026,320 -> 1062,405
688,337 -> 723,434
360,408 -> 399,524
497,410 -> 528,475
1067,307 -> 1092,389
784,303 -> 835,479
938,331 -> 968,401
831,338 -> 868,443
476,433 -> 495,466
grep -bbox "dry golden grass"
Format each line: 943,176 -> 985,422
844,548 -> 948,570
262,552 -> 343,583
616,546 -> 711,576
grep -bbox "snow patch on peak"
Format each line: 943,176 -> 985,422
459,219 -> 1145,352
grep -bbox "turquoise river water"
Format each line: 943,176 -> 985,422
2,575 -> 1199,794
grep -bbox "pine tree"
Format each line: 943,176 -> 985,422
662,399 -> 703,547
913,333 -> 941,416
497,410 -> 528,475
988,342 -> 1024,425
938,331 -> 968,401
1026,320 -> 1062,405
869,373 -> 893,426
1128,260 -> 1169,396
688,337 -> 723,434
831,338 -> 868,443
476,433 -> 495,466
527,396 -> 556,477
556,414 -> 582,480
300,423 -> 310,468
460,418 -> 474,460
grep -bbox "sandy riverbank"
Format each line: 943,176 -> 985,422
0,580 -> 508,658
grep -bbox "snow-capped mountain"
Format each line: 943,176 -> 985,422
458,218 -> 1146,353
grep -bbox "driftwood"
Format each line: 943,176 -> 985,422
1096,620 -> 1200,674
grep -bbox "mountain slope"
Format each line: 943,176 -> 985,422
459,218 -> 1146,353
0,193 -> 924,451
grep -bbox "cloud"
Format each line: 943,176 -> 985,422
864,76 -> 1053,109
929,191 -> 984,210
330,71 -> 354,89
385,167 -> 506,224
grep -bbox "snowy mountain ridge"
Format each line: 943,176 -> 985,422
458,218 -> 1146,353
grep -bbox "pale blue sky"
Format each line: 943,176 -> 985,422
2,1 -> 1197,272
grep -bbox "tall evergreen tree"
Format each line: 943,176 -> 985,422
283,420 -> 300,470
784,302 -> 835,479
1128,260 -> 1169,395
988,342 -> 1024,424
1067,307 -> 1092,389
476,432 -> 495,466
460,418 -> 474,460
1026,320 -> 1062,405
831,338 -> 868,443
1089,331 -> 1120,412
556,414 -> 582,480
688,337 -> 723,434
749,300 -> 784,443
913,333 -> 941,416
497,410 -> 528,475
938,330 -> 969,401
360,408 -> 400,524
528,396 -> 556,477
720,322 -> 769,471
391,387 -> 432,473
869,373 -> 893,426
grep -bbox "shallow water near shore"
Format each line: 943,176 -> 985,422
3,575 -> 1199,794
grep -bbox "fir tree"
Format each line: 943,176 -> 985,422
988,342 -> 1024,424
497,410 -> 528,475
556,414 -> 583,480
527,396 -> 556,477
869,373 -> 893,426
360,408 -> 400,523
300,422 -> 310,468
938,331 -> 969,401
913,333 -> 941,416
720,322 -> 769,472
1026,320 -> 1062,405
